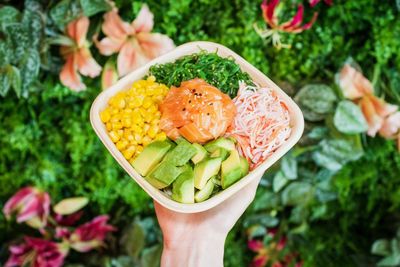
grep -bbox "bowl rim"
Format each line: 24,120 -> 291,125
90,41 -> 304,213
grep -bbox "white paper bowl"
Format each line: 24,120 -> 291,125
90,41 -> 304,213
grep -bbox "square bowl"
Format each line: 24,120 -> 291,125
90,41 -> 304,213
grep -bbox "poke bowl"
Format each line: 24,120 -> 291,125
90,41 -> 304,213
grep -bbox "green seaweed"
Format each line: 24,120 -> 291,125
148,51 -> 253,98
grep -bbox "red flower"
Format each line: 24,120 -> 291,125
5,237 -> 68,267
261,0 -> 318,33
69,215 -> 116,252
251,254 -> 268,267
54,211 -> 84,227
248,239 -> 265,252
3,187 -> 50,229
255,0 -> 318,48
309,0 -> 333,7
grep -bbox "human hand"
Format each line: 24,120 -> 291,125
154,174 -> 262,267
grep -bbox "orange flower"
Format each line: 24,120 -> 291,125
60,17 -> 101,91
380,111 -> 400,150
338,64 -> 398,137
95,4 -> 175,77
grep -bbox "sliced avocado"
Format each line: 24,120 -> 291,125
146,161 -> 183,187
210,148 -> 229,161
145,175 -> 168,189
131,140 -> 172,176
240,156 -> 249,176
172,166 -> 194,204
195,178 -> 215,202
204,137 -> 235,153
194,158 -> 221,189
221,149 -> 243,189
191,143 -> 208,164
163,138 -> 197,166
211,175 -> 221,187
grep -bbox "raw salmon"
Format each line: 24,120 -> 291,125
159,78 -> 236,143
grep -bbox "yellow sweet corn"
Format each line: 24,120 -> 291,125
100,76 -> 170,160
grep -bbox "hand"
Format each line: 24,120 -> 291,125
154,175 -> 262,267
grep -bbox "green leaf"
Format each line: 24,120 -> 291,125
294,84 -> 337,122
273,171 -> 288,192
4,24 -> 30,63
244,213 -> 279,228
372,239 -> 391,256
22,8 -> 44,49
289,205 -> 309,224
120,221 -> 146,259
53,197 -> 89,215
281,181 -> 314,206
80,0 -> 111,17
0,68 -> 11,97
0,6 -> 21,26
141,244 -> 162,267
334,100 -> 368,134
312,138 -> 364,171
19,49 -> 40,91
377,255 -> 400,267
50,0 -> 82,30
281,154 -> 297,180
252,191 -> 280,211
397,0 -> 400,11
8,66 -> 21,97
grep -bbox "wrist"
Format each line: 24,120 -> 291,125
161,230 -> 226,267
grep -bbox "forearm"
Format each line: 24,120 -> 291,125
161,232 -> 226,267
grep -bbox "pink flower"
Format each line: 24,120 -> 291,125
69,215 -> 116,252
309,0 -> 333,7
338,64 -> 373,100
95,4 -> 175,77
3,187 -> 50,229
60,16 -> 101,91
101,59 -> 119,90
5,237 -> 68,267
338,64 -> 398,137
380,111 -> 400,150
261,0 -> 318,34
248,239 -> 265,252
251,254 -> 268,267
360,94 -> 398,136
54,210 -> 84,226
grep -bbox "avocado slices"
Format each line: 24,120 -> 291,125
131,140 -> 173,176
130,136 -> 251,204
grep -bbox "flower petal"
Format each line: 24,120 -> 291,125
117,39 -> 148,77
95,36 -> 125,56
60,55 -> 86,91
137,32 -> 175,59
379,111 -> 400,138
132,4 -> 154,33
309,0 -> 320,7
360,95 -> 383,137
300,12 -> 318,30
248,240 -> 264,252
76,48 -> 102,78
368,94 -> 398,117
3,187 -> 36,218
67,16 -> 89,47
339,64 -> 373,100
261,0 -> 279,28
281,4 -> 304,31
53,197 -> 89,215
102,9 -> 134,40
102,59 -> 119,90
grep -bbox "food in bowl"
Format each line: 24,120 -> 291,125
99,51 -> 291,203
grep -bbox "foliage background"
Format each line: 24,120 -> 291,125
1,0 -> 400,266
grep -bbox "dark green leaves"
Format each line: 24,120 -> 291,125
281,181 -> 314,206
294,84 -> 337,122
80,0 -> 111,17
334,101 -> 368,134
50,0 -> 81,30
313,138 -> 363,171
0,6 -> 20,26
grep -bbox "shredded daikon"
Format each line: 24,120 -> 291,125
227,82 -> 291,169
